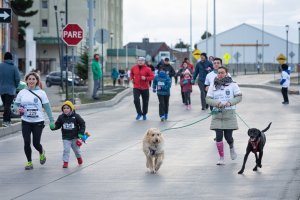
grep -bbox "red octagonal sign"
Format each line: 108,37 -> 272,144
62,24 -> 84,46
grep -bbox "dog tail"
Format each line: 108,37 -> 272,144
262,122 -> 272,133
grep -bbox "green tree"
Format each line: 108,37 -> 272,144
201,31 -> 212,40
175,41 -> 190,49
76,47 -> 89,82
11,0 -> 38,48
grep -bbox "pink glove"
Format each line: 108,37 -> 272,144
19,105 -> 25,116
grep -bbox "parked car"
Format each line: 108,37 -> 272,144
45,71 -> 84,87
0,81 -> 26,117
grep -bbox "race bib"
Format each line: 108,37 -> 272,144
25,105 -> 39,118
63,123 -> 75,130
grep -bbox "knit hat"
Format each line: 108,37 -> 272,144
61,100 -> 74,111
137,56 -> 145,61
184,69 -> 191,75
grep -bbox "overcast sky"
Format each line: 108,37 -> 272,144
123,0 -> 300,46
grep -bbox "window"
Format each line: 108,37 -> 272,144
42,19 -> 48,27
42,0 -> 48,9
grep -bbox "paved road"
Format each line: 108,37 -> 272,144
0,84 -> 300,200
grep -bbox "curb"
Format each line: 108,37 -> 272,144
49,87 -> 132,112
0,122 -> 21,138
0,88 -> 133,138
239,84 -> 299,95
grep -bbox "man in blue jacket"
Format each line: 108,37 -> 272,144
193,53 -> 213,110
0,52 -> 20,127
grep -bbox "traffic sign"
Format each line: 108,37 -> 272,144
233,51 -> 241,62
223,53 -> 231,64
0,8 -> 11,23
95,28 -> 110,44
276,54 -> 286,65
62,24 -> 84,46
192,49 -> 202,60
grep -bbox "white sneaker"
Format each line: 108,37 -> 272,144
2,121 -> 11,127
230,147 -> 237,160
217,157 -> 225,165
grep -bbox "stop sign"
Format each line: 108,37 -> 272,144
62,24 -> 84,46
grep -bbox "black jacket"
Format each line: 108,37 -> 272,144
159,64 -> 176,78
53,111 -> 86,140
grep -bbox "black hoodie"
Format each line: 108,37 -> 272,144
53,111 -> 86,140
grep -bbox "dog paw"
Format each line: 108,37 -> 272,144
253,167 -> 258,171
238,170 -> 244,174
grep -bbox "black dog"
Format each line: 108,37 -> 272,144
238,122 -> 272,174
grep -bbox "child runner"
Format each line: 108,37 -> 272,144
152,70 -> 171,121
50,101 -> 86,168
180,69 -> 193,110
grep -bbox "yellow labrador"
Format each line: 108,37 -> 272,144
143,128 -> 164,173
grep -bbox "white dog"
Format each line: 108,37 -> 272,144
143,128 -> 165,173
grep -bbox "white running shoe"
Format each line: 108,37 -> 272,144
217,157 -> 225,165
230,147 -> 237,160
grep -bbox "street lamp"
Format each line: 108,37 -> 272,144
297,22 -> 300,85
110,32 -> 114,72
285,25 -> 289,64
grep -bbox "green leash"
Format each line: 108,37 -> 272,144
235,112 -> 251,129
161,113 -> 212,132
160,109 -> 251,132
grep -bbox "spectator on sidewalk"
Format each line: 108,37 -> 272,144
0,52 -> 20,127
280,64 -> 290,104
111,67 -> 119,87
14,72 -> 55,170
152,70 -> 171,121
193,52 -> 213,110
118,67 -> 125,86
256,63 -> 260,74
206,66 -> 242,165
130,57 -> 154,120
124,68 -> 130,88
50,100 -> 86,168
92,54 -> 102,100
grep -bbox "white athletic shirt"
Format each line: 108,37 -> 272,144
15,89 -> 49,122
207,82 -> 241,110
281,71 -> 290,88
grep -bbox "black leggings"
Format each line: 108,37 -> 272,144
215,129 -> 234,148
22,120 -> 45,162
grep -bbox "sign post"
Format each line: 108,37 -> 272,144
62,24 -> 84,103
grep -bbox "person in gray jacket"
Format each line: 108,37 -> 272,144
206,66 -> 242,165
0,52 -> 20,127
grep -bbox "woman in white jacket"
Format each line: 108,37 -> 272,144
206,66 -> 242,165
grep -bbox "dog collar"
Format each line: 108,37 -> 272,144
249,138 -> 261,152
149,147 -> 157,156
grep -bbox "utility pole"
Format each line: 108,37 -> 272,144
65,0 -> 69,100
88,0 -> 94,98
213,0 -> 216,57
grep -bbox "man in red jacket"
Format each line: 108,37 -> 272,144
130,57 -> 154,120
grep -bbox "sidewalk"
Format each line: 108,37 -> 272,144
234,72 -> 300,95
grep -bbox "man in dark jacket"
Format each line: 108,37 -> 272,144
159,57 -> 176,79
0,52 -> 20,127
130,57 -> 154,120
193,52 -> 213,110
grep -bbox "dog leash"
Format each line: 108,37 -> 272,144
161,109 -> 251,132
235,112 -> 251,129
161,113 -> 212,132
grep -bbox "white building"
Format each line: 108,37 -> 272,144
17,0 -> 123,74
196,23 -> 299,72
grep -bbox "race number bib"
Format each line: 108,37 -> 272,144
25,106 -> 38,118
63,123 -> 75,130
157,81 -> 165,90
